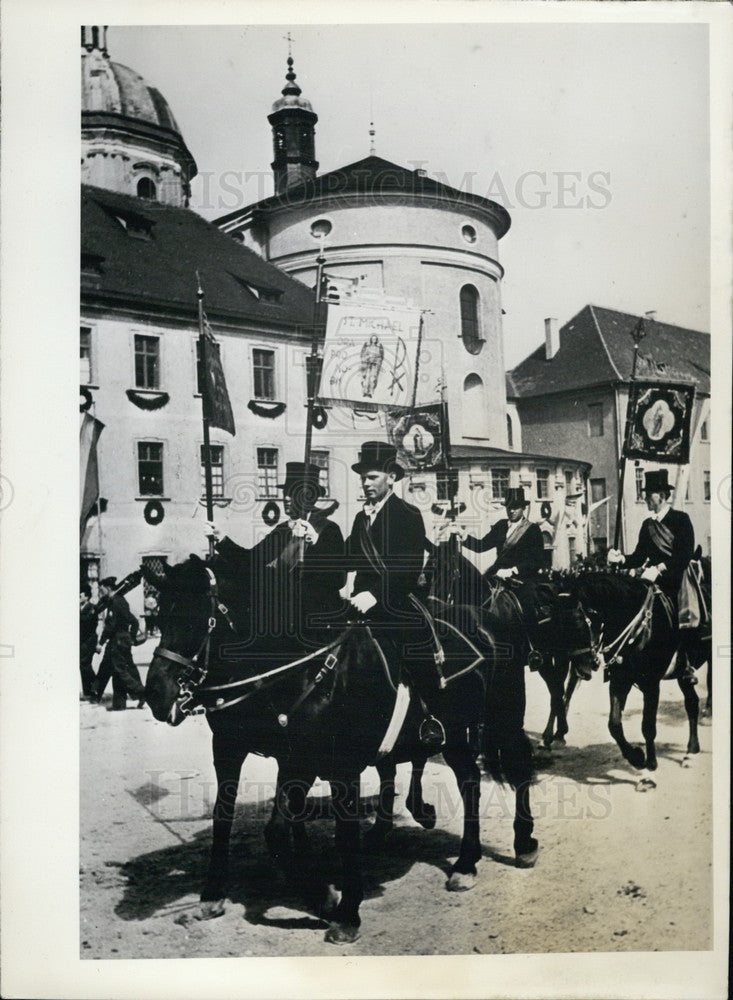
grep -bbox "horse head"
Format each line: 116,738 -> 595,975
145,554 -> 216,725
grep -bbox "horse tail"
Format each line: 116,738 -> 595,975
481,661 -> 534,789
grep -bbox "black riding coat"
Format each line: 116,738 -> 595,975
462,518 -> 544,578
217,519 -> 345,638
100,594 -> 139,643
624,507 -> 694,597
346,492 -> 426,616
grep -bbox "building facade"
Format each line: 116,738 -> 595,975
507,305 -> 711,556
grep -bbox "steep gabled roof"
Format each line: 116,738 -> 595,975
216,155 -> 511,237
81,184 -> 316,328
507,305 -> 710,398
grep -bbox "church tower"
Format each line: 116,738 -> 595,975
268,56 -> 318,194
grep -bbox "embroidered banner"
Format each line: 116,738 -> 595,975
623,381 -> 695,463
317,302 -> 422,410
385,402 -> 449,472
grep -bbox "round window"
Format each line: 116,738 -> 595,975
462,224 -> 477,244
310,219 -> 332,239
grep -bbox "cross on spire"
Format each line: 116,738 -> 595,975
283,31 -> 293,59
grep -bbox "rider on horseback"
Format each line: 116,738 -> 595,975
344,441 -> 445,743
446,487 -> 545,626
206,462 -> 345,649
607,468 -> 699,679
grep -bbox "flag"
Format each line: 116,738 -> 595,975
201,315 -> 235,436
589,495 -> 610,514
80,412 -> 104,538
385,402 -> 449,472
318,300 -> 422,410
623,380 -> 695,463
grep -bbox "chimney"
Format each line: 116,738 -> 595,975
544,317 -> 560,360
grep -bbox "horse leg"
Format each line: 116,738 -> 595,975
405,752 -> 437,829
564,667 -> 579,712
265,766 -> 314,866
608,675 -> 645,769
200,732 -> 247,916
640,681 -> 660,771
537,663 -> 559,748
678,674 -> 701,758
514,777 -> 538,867
324,775 -> 363,944
363,754 -> 397,851
443,740 -> 481,890
552,656 -> 570,744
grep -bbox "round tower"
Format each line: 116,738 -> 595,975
81,26 -> 197,206
267,56 -> 319,195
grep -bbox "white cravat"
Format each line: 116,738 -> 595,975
363,491 -> 392,525
651,503 -> 671,522
505,516 -> 527,541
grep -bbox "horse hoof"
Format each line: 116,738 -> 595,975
552,737 -> 567,748
410,803 -> 437,831
627,747 -> 646,770
325,921 -> 360,944
681,754 -> 696,768
635,777 -> 657,792
447,870 -> 476,892
317,885 -> 341,920
199,899 -> 226,920
515,839 -> 539,868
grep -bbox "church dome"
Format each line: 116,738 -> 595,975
81,28 -> 182,134
270,57 -> 315,114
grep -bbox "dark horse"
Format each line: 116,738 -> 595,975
561,570 -> 710,773
144,551 -> 534,942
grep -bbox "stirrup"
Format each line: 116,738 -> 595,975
419,715 -> 446,750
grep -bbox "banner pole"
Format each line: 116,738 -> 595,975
303,243 -> 326,471
613,314 -> 650,551
197,272 -> 215,558
410,313 -> 424,411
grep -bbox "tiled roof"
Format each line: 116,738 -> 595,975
451,444 -> 592,470
217,155 -> 511,237
507,305 -> 710,398
81,185 -> 316,328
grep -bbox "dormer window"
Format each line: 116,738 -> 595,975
137,177 -> 157,200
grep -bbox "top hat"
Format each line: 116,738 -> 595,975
503,487 -> 529,508
351,441 -> 405,481
643,469 -> 673,494
277,462 -> 325,502
100,576 -> 117,589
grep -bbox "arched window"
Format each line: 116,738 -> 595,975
460,285 -> 482,355
137,177 -> 157,200
463,373 -> 489,437
506,413 -> 514,449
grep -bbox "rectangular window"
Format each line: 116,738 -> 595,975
311,450 -> 330,497
141,555 -> 168,599
436,470 -> 459,502
703,470 -> 710,502
700,419 -> 708,442
536,468 -> 550,499
200,444 -> 224,498
491,467 -> 510,501
593,536 -> 607,555
685,478 -> 692,502
635,467 -> 645,502
80,326 -> 92,385
253,348 -> 276,400
257,447 -> 279,498
137,441 -> 164,496
564,470 -> 574,494
590,478 -> 606,504
134,335 -> 160,389
587,402 -> 604,437
568,536 -> 577,562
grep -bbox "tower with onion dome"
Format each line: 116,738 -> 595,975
267,55 -> 319,194
81,26 -> 197,206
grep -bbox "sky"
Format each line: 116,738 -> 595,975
110,22 -> 710,369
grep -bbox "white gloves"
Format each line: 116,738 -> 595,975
438,522 -> 467,541
291,519 -> 318,544
205,520 -> 223,542
350,591 -> 378,614
495,567 -> 516,580
607,548 -> 625,565
640,565 -> 661,583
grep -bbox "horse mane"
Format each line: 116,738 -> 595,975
565,570 -> 648,615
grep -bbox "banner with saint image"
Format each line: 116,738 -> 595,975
623,380 -> 695,464
385,403 -> 449,472
317,302 -> 422,410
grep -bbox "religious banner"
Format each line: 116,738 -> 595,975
317,302 -> 422,410
623,380 -> 695,463
385,402 -> 449,472
202,315 -> 235,436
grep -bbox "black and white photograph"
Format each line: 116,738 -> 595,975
0,3 -> 730,998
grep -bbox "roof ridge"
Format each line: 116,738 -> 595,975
588,304 -> 622,380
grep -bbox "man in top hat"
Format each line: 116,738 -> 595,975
345,441 -> 444,731
607,469 -> 694,600
91,576 -> 146,709
450,487 -> 545,581
206,462 -> 345,648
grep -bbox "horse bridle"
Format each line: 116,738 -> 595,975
557,593 -> 605,665
153,567 -> 231,717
